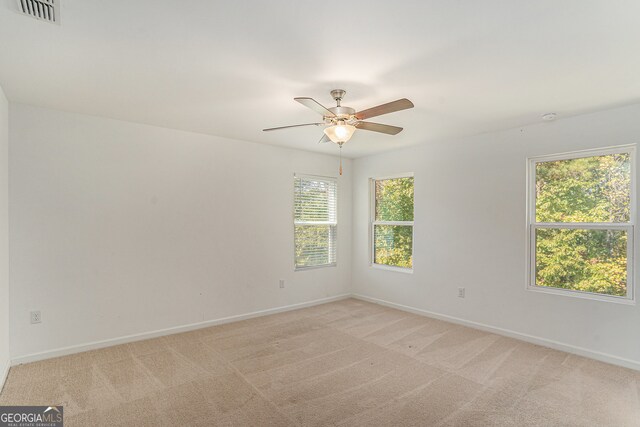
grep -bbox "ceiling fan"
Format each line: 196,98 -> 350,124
263,89 -> 414,174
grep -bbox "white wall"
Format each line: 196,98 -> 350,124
9,104 -> 351,359
352,103 -> 640,367
8,99 -> 640,369
0,86 -> 9,384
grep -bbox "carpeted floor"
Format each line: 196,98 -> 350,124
1,298 -> 639,426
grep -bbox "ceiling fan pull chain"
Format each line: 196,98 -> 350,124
339,144 -> 343,176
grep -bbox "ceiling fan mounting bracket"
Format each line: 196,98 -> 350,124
330,89 -> 346,106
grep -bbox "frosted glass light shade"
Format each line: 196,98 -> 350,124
324,124 -> 356,143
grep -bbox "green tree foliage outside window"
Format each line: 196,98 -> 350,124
373,177 -> 414,269
534,153 -> 631,297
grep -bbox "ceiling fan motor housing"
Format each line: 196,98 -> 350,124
326,106 -> 356,124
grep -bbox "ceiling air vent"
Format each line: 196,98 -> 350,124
16,0 -> 58,24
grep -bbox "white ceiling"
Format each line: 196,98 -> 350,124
1,1 -> 640,158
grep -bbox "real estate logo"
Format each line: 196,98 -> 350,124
0,406 -> 63,427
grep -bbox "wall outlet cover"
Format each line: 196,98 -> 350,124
31,310 -> 42,324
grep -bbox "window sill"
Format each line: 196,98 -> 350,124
370,263 -> 413,274
295,263 -> 337,272
527,285 -> 635,305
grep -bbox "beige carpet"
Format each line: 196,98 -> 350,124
1,298 -> 639,426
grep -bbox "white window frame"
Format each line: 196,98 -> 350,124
294,173 -> 338,271
526,145 -> 636,304
369,173 -> 414,273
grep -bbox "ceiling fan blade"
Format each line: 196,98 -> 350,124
263,123 -> 324,132
355,121 -> 403,135
318,134 -> 330,144
295,97 -> 336,117
355,98 -> 414,120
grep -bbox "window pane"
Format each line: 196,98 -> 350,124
375,177 -> 414,221
535,153 -> 630,223
374,225 -> 413,268
295,225 -> 336,268
535,228 -> 627,296
295,178 -> 337,223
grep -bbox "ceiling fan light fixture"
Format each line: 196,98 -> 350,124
324,123 -> 355,144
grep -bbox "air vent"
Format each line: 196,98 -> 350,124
16,0 -> 58,24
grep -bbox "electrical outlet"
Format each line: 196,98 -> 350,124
457,287 -> 465,298
30,310 -> 42,324
279,279 -> 285,289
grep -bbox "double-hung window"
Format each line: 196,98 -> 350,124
294,174 -> 338,270
527,146 -> 635,302
370,174 -> 414,271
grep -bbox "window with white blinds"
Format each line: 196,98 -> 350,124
294,174 -> 338,270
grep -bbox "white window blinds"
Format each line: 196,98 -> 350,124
294,174 -> 338,269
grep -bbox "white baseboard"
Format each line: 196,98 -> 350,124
11,294 -> 351,366
12,292 -> 640,372
0,358 -> 10,395
352,293 -> 640,372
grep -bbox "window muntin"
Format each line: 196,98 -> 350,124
294,175 -> 337,269
371,175 -> 414,270
528,147 -> 635,301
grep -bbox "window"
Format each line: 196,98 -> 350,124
527,146 -> 635,302
371,174 -> 414,271
294,174 -> 337,270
